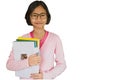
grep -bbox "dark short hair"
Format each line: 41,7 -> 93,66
25,0 -> 51,25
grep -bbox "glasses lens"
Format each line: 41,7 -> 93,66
40,13 -> 47,19
31,14 -> 38,19
31,13 -> 46,19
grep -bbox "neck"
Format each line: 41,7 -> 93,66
33,28 -> 46,40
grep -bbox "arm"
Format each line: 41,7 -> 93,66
6,50 -> 29,71
43,35 -> 66,79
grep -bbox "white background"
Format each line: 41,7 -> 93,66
0,0 -> 120,80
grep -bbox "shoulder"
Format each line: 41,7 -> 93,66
48,32 -> 60,39
19,32 -> 31,38
48,32 -> 62,42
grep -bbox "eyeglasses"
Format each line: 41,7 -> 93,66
30,13 -> 47,19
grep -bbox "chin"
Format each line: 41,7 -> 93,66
35,26 -> 44,29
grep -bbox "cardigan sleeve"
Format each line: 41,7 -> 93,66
43,35 -> 66,79
6,33 -> 31,71
6,50 -> 29,71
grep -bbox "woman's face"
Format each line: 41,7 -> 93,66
30,6 -> 47,29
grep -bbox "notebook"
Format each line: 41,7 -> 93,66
13,41 -> 40,78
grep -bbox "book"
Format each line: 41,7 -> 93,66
13,38 -> 40,78
17,37 -> 40,48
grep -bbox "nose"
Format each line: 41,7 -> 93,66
36,15 -> 42,21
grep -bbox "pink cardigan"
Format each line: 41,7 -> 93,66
6,32 -> 66,80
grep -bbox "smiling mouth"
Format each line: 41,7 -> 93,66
35,23 -> 43,24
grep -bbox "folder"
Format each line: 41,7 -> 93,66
13,40 -> 40,78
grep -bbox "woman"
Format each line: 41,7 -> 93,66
6,0 -> 66,80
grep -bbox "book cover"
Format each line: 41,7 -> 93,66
13,41 -> 40,78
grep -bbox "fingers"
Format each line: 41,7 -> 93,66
28,54 -> 41,66
30,74 -> 39,79
34,57 -> 41,64
30,73 -> 43,79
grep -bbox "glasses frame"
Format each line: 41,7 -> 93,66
30,13 -> 47,19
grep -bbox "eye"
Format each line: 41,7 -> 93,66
41,14 -> 46,16
32,14 -> 37,17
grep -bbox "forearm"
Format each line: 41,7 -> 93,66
6,58 -> 29,71
43,62 -> 66,79
6,51 -> 29,71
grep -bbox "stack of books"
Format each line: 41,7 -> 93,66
12,37 -> 40,78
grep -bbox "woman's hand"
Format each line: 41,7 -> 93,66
30,72 -> 43,79
28,54 -> 41,66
